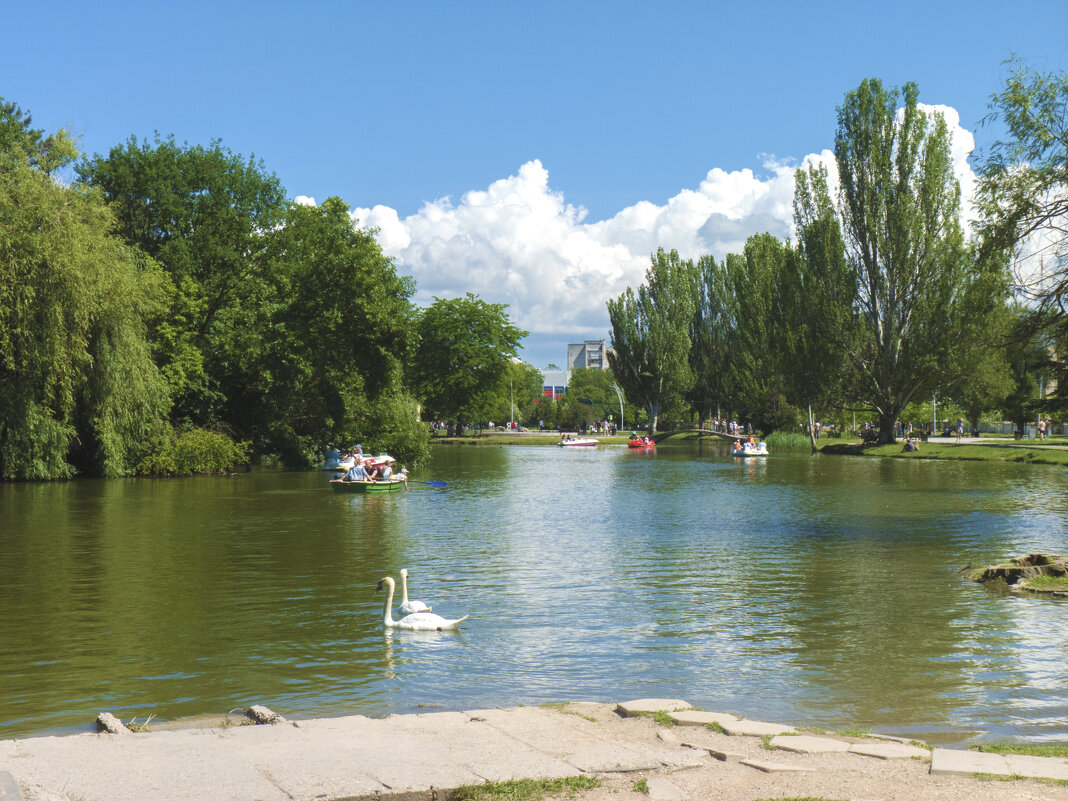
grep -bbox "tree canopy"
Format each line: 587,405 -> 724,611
0,105 -> 171,479
794,78 -> 1008,442
607,248 -> 696,434
410,293 -> 527,427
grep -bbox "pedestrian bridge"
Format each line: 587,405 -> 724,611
649,428 -> 746,444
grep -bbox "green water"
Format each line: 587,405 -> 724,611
1,441 -> 1066,743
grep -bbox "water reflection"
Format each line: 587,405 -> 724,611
1,444 -> 1067,743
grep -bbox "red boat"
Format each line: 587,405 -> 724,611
628,438 -> 655,448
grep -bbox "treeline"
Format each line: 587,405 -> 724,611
0,104 -> 526,479
608,68 -> 1068,443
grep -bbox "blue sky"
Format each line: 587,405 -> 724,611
5,1 -> 1067,366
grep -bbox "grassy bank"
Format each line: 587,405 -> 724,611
821,440 -> 1068,466
431,433 -> 630,446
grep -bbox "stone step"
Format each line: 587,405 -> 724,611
616,699 -> 693,717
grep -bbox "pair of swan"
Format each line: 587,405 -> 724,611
376,570 -> 468,630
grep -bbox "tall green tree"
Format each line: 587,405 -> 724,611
410,293 -> 526,430
78,134 -> 287,425
607,248 -> 696,434
686,254 -> 735,427
976,58 -> 1068,405
0,107 -> 171,479
795,79 -> 1006,443
723,234 -> 799,433
249,197 -> 420,463
788,163 -> 856,446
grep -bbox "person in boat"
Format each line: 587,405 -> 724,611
324,444 -> 340,464
340,460 -> 369,482
399,467 -> 409,491
364,458 -> 380,481
379,460 -> 393,480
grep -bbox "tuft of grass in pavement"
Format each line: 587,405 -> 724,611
539,702 -> 597,722
704,721 -> 725,734
834,727 -> 871,738
450,776 -> 601,801
972,742 -> 1068,758
632,779 -> 649,795
126,714 -> 155,733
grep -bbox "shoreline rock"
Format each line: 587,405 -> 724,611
962,553 -> 1068,596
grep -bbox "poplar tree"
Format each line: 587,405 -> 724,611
607,248 -> 696,434
795,79 -> 1005,443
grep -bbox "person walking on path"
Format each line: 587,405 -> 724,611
955,418 -> 963,443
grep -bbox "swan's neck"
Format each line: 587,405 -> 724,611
401,573 -> 411,604
382,579 -> 397,626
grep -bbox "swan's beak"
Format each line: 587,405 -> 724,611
375,580 -> 384,592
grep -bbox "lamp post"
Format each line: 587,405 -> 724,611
612,383 -> 625,430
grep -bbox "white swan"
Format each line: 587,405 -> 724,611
398,568 -> 432,614
376,576 -> 468,630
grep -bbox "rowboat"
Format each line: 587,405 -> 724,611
558,437 -> 599,447
330,478 -> 407,493
628,439 -> 654,448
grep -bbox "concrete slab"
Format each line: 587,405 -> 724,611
6,729 -> 295,801
656,729 -> 679,743
770,734 -> 851,754
1005,754 -> 1068,781
666,711 -> 739,727
701,747 -> 747,762
0,770 -> 25,801
616,699 -> 693,717
929,748 -> 1009,776
464,707 -> 700,773
644,776 -> 687,801
719,720 -> 797,737
847,741 -> 930,760
740,758 -> 816,773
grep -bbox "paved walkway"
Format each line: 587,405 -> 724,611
2,700 -> 1067,801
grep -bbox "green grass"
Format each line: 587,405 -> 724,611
449,776 -> 601,801
823,440 -> 1068,466
652,710 -> 675,726
632,779 -> 649,795
972,742 -> 1068,758
539,702 -> 598,722
126,714 -> 155,733
1022,575 -> 1068,591
834,727 -> 872,738
704,721 -> 725,734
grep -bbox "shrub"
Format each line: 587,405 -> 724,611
763,431 -> 812,452
135,428 -> 249,475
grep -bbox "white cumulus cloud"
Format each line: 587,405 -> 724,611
326,106 -> 979,365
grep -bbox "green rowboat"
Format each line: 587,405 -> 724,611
330,478 -> 407,493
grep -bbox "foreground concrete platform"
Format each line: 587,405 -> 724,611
3,701 -> 1068,801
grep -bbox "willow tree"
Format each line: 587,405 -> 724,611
795,79 -> 1006,443
976,59 -> 1068,407
607,248 -> 696,434
0,100 -> 170,479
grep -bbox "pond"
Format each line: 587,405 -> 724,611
1,440 -> 1066,743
